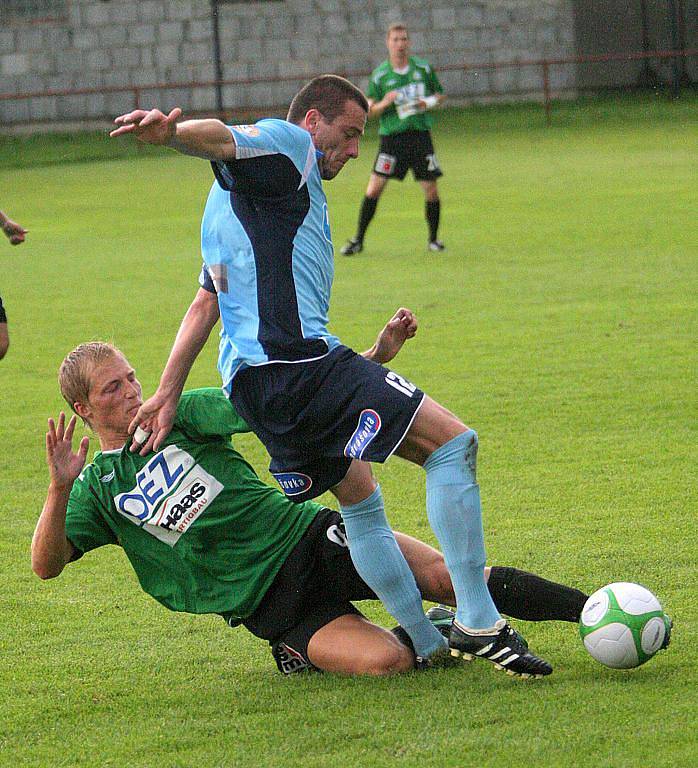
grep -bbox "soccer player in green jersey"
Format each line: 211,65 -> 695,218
33,333 -> 590,676
341,24 -> 446,256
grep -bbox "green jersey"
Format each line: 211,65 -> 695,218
367,56 -> 443,136
65,388 -> 320,618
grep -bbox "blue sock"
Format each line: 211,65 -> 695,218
424,430 -> 501,629
340,485 -> 446,658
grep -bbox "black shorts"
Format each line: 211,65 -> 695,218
230,345 -> 425,502
241,509 -> 377,674
0,296 -> 6,324
373,130 -> 443,181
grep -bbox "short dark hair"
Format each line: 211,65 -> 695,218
287,75 -> 368,125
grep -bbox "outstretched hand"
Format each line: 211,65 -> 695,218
46,413 -> 89,489
2,217 -> 27,245
128,390 -> 178,456
110,107 -> 182,144
370,307 -> 418,365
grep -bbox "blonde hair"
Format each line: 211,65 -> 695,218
58,341 -> 121,425
387,23 -> 408,37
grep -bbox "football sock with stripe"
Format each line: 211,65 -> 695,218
340,485 -> 446,658
426,199 -> 440,242
487,566 -> 589,622
424,430 -> 502,630
355,196 -> 378,243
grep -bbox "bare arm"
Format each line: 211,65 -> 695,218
129,287 -> 220,455
362,308 -> 418,364
368,92 -> 398,120
110,108 -> 236,161
32,414 -> 88,579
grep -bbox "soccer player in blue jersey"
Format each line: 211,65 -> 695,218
111,75 -> 551,676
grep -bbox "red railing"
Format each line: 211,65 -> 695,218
0,48 -> 695,128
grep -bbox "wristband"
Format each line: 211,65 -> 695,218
423,95 -> 439,109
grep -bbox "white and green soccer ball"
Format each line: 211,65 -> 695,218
579,582 -> 671,669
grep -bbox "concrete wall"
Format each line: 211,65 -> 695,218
0,0 -> 576,126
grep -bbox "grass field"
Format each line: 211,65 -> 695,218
1,94 -> 696,767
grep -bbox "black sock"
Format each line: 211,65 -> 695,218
391,625 -> 414,652
426,199 -> 440,242
487,566 -> 588,623
356,196 -> 378,243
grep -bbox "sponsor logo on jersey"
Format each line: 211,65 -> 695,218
232,124 -> 260,137
273,642 -> 311,675
396,82 -> 426,102
114,446 -> 223,546
344,409 -> 382,460
384,371 -> 417,397
273,471 -> 313,497
322,202 -> 332,243
375,152 -> 396,175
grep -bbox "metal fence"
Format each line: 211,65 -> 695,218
0,47 -> 695,130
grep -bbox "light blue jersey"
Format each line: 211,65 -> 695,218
199,119 -> 341,393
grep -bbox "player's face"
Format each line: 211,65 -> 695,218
313,100 -> 366,180
387,29 -> 410,59
85,354 -> 143,438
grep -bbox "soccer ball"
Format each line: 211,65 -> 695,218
579,582 -> 670,669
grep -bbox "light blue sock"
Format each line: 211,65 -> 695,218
340,485 -> 446,658
424,430 -> 501,629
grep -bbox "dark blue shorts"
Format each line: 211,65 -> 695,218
230,345 -> 425,501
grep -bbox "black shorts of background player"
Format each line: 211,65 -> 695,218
0,209 -> 28,360
341,24 -> 446,256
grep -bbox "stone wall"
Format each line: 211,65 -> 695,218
0,0 -> 576,126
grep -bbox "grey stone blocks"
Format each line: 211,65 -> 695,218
1,0 -> 578,125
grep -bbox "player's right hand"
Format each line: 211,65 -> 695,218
110,107 -> 182,144
46,413 -> 89,488
2,218 -> 28,245
384,91 -> 399,104
128,390 -> 178,456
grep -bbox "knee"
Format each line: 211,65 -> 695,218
464,428 -> 478,458
358,643 -> 414,676
0,338 -> 8,360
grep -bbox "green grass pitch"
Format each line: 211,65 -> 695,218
1,95 -> 696,767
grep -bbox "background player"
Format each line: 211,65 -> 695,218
33,340 -> 590,676
0,209 -> 28,359
341,23 -> 446,256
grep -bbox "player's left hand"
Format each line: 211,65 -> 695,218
369,307 -> 418,365
2,218 -> 27,245
128,389 -> 178,456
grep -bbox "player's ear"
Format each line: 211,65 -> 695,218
73,401 -> 91,423
303,109 -> 322,134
